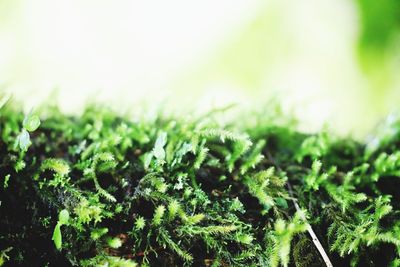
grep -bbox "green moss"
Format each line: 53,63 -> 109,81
293,237 -> 323,267
1,97 -> 400,266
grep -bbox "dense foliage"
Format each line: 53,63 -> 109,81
1,98 -> 400,267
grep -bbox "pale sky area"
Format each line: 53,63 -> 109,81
1,0 -> 399,138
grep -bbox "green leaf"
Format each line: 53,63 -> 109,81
58,209 -> 70,225
90,227 -> 109,240
23,114 -> 41,132
107,237 -> 122,249
134,216 -> 146,230
3,174 -> 10,189
275,197 -> 288,209
52,223 -> 62,250
143,152 -> 153,169
52,210 -> 69,250
17,129 -> 30,151
153,132 -> 167,160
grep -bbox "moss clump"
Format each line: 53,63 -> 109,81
293,237 -> 324,267
1,98 -> 400,266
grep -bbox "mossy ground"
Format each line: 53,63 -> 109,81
1,99 -> 400,267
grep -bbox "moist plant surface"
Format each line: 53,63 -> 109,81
1,99 -> 400,267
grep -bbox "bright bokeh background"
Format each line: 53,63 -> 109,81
1,0 -> 399,138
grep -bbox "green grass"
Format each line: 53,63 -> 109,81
1,97 -> 400,266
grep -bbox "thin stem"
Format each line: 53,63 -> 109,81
267,152 -> 333,267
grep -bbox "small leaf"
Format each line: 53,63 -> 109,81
91,227 -> 109,240
135,216 -> 146,230
58,209 -> 70,225
153,132 -> 167,160
275,197 -> 288,209
17,129 -> 30,151
143,152 -> 153,169
52,223 -> 62,250
23,114 -> 41,132
107,237 -> 122,249
3,174 -> 10,189
236,233 -> 254,245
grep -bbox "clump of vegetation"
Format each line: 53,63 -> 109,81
1,97 -> 400,267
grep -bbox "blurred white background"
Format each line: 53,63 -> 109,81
1,0 -> 399,138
